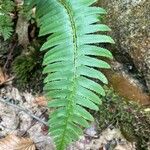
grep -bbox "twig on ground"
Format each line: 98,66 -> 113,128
3,42 -> 17,72
21,109 -> 48,137
0,97 -> 48,126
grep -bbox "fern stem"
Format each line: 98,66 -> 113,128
58,1 -> 78,149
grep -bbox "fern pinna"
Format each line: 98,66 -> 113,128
35,0 -> 114,149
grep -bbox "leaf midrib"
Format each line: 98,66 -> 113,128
58,1 -> 78,149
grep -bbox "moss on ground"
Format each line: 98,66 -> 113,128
12,46 -> 44,93
97,87 -> 150,150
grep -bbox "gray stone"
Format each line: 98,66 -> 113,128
97,0 -> 150,92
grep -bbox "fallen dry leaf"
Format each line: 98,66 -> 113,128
0,134 -> 36,150
0,67 -> 13,86
34,96 -> 47,106
114,144 -> 134,150
0,67 -> 7,85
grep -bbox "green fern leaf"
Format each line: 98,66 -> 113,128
37,0 -> 114,149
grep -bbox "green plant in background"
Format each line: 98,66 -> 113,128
18,0 -> 35,22
0,0 -> 14,40
98,87 -> 150,150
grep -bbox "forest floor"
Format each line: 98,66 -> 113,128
0,68 -> 139,150
0,40 -> 149,150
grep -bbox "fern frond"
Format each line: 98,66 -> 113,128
0,14 -> 13,40
0,0 -> 14,40
37,0 -> 114,149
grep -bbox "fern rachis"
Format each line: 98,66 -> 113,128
33,0 -> 115,149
